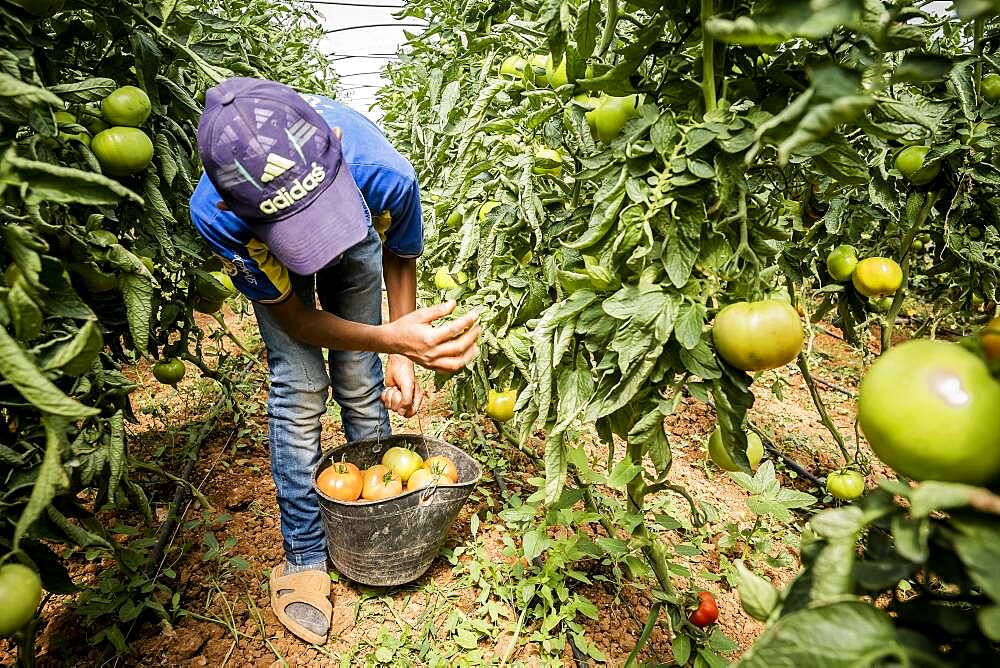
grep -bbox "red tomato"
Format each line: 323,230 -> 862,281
361,464 -> 403,501
689,591 -> 719,627
316,462 -> 363,502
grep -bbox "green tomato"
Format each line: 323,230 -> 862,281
826,470 -> 865,500
585,94 -> 642,143
91,126 -> 154,177
54,110 -> 91,146
0,564 -> 42,637
708,428 -> 764,472
712,300 -> 804,372
152,358 -> 185,385
894,145 -> 940,185
382,446 -> 424,483
983,73 -> 1000,104
858,339 -> 1000,485
445,210 -> 463,229
825,244 -> 858,282
871,296 -> 893,313
101,85 -> 152,127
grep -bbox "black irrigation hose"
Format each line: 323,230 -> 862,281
324,23 -> 427,34
747,421 -> 825,487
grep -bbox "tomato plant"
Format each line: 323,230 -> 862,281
0,0 -> 334,658
316,462 -> 363,502
382,0 -> 1000,663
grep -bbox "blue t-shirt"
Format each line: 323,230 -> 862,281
189,95 -> 423,303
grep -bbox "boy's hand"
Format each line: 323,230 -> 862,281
382,354 -> 423,418
388,301 -> 480,372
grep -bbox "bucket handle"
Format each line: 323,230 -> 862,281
418,481 -> 438,507
371,423 -> 384,455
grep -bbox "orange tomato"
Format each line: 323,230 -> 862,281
406,467 -> 436,491
361,464 -> 403,501
316,461 -> 363,502
422,455 -> 459,483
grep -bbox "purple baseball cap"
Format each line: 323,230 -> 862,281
197,77 -> 368,274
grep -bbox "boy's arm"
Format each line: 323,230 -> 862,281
382,251 -> 420,416
264,294 -> 478,373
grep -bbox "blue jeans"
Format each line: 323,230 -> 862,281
252,227 -> 391,566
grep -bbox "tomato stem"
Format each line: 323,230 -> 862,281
701,0 -> 718,114
796,351 -> 852,466
881,193 -> 937,353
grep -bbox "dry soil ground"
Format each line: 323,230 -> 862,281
1,307 -> 890,667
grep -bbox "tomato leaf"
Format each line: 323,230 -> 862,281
0,325 -> 98,417
13,416 -> 70,549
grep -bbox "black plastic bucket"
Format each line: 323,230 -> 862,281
313,434 -> 482,587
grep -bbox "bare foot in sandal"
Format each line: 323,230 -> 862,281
269,562 -> 332,645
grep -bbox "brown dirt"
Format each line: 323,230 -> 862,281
0,309 -> 889,667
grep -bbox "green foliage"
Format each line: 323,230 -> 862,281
0,0 -> 330,656
384,0 -> 1000,663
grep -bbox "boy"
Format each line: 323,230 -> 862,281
189,78 -> 479,643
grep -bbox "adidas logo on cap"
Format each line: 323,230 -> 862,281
261,153 -> 296,183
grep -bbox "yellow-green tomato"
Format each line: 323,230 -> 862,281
478,200 -> 501,223
712,300 -> 804,372
894,145 -> 940,185
858,340 -> 1000,485
500,55 -> 527,79
708,428 -> 764,472
983,73 -> 1000,104
486,389 -> 517,422
382,446 -> 424,483
433,266 -> 460,290
585,95 -> 642,143
852,257 -> 903,298
826,470 -> 865,500
0,563 -> 42,637
532,147 -> 563,175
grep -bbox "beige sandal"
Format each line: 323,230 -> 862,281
268,563 -> 333,645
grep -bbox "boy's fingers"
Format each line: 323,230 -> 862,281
431,313 -> 480,344
416,301 -> 456,323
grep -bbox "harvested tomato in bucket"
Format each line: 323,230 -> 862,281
313,434 -> 482,587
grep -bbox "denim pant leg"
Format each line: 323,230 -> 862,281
317,227 -> 392,443
252,274 -> 330,566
